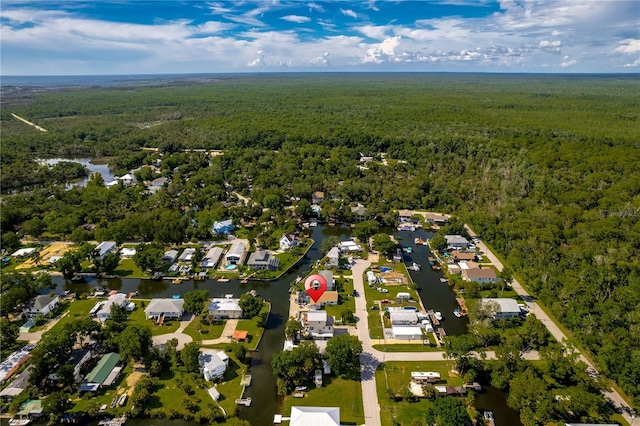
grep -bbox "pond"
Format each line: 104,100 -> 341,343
39,158 -> 116,188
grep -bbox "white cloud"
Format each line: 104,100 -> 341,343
362,36 -> 402,63
247,50 -> 266,67
308,3 -> 324,13
539,40 -> 562,53
341,9 -> 358,19
560,55 -> 577,67
280,15 -> 311,24
623,58 -> 639,67
614,39 -> 640,54
354,25 -> 389,40
311,51 -> 331,65
367,0 -> 380,12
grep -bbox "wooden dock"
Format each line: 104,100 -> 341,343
455,298 -> 469,316
428,310 -> 440,326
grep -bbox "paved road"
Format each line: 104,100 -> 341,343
465,224 -> 636,424
151,313 -> 196,350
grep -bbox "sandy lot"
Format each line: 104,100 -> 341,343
16,242 -> 75,270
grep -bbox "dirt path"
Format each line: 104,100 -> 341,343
11,113 -> 48,132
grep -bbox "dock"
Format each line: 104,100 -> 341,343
455,298 -> 469,316
240,375 -> 252,386
235,397 -> 252,406
436,327 -> 447,340
427,310 -> 440,326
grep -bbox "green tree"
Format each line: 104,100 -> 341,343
443,334 -> 479,376
272,341 -> 323,394
352,220 -> 378,244
0,318 -> 19,350
325,334 -> 362,379
55,364 -> 76,390
57,251 -> 81,279
42,391 -> 72,419
372,233 -> 397,257
295,199 -> 312,219
1,232 -> 21,253
239,293 -> 264,319
180,342 -> 201,373
284,317 -> 303,341
183,289 -> 210,315
133,243 -> 164,273
320,235 -> 341,255
263,194 -> 282,210
425,396 -> 473,426
340,308 -> 355,324
429,235 -> 448,252
116,323 -> 152,363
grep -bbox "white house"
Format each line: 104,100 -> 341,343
199,349 -> 229,381
11,248 -> 36,258
95,293 -> 130,322
338,240 -> 362,252
390,311 -> 418,326
325,247 -> 340,269
303,311 -> 334,339
23,294 -> 59,318
118,174 -> 137,186
367,270 -> 377,285
212,219 -> 234,235
145,298 -> 185,320
162,249 -> 179,264
119,247 -> 136,258
279,233 -> 298,251
225,241 -> 247,265
201,247 -> 224,269
208,298 -> 242,319
444,235 -> 471,249
290,406 -> 340,426
411,371 -> 441,384
481,298 -> 521,320
95,241 -> 117,260
178,248 -> 196,262
392,326 -> 423,340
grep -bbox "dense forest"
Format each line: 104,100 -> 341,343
1,74 -> 640,407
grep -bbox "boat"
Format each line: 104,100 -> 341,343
172,278 -> 181,284
295,275 -> 303,283
217,277 -> 230,283
431,265 -> 441,270
453,309 -> 462,318
415,237 -> 424,245
98,418 -> 127,426
410,262 -> 421,271
172,295 -> 180,299
151,272 -> 163,280
435,311 -> 443,321
9,419 -> 32,426
439,278 -> 449,283
117,393 -> 128,407
294,386 -> 308,392
247,289 -> 257,297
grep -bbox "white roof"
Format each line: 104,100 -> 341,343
208,387 -> 220,401
290,406 -> 340,426
120,248 -> 136,256
96,293 -> 127,318
390,311 -> 418,322
338,240 -> 362,251
226,241 -> 246,259
96,241 -> 117,257
445,235 -> 469,244
209,298 -> 241,312
306,311 -> 327,322
204,247 -> 224,261
411,371 -> 440,378
179,248 -> 196,261
481,298 -> 520,313
145,298 -> 185,315
326,247 -> 340,258
12,248 -> 36,257
391,326 -> 422,336
199,349 -> 227,373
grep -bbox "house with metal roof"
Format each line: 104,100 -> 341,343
145,298 -> 185,320
84,352 -> 120,388
481,298 -> 521,320
290,406 -> 340,426
212,219 -> 234,235
444,235 -> 471,249
95,241 -> 117,259
208,298 -> 242,319
225,241 -> 247,265
202,247 -> 224,269
247,250 -> 279,270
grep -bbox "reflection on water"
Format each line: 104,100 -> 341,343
475,385 -> 523,426
39,158 -> 115,187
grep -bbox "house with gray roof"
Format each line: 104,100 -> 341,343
247,250 -> 279,270
23,294 -> 59,318
145,298 -> 185,320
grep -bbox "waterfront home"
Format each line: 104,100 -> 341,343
23,294 -> 59,318
398,209 -> 413,222
247,250 -> 279,270
162,249 -> 179,264
178,248 -> 196,262
350,205 -> 368,222
212,219 -> 234,235
390,311 -> 418,326
318,270 -> 335,291
95,241 -> 117,260
411,371 -> 441,384
94,293 -> 132,322
13,399 -> 43,421
462,268 -> 499,283
81,352 -> 121,391
451,250 -> 476,262
202,247 -> 224,269
0,365 -> 32,399
279,233 -> 298,251
392,326 -> 423,340
145,298 -> 185,320
481,298 -> 521,320
208,297 -> 242,319
0,350 -> 31,384
423,212 -> 449,227
290,406 -> 340,426
445,235 -> 471,249
225,241 -> 247,265
67,347 -> 93,383
338,240 -> 363,252
315,291 -> 338,306
325,247 -> 340,269
312,191 -> 325,204
199,349 -> 229,381
118,173 -> 137,186
302,311 -> 334,339
119,247 -> 136,258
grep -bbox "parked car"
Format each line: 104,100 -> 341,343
370,305 -> 378,310
380,299 -> 390,303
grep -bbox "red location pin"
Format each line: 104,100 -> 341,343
304,274 -> 327,303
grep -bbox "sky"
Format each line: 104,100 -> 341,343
1,0 -> 639,75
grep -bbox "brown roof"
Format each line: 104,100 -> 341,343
232,330 -> 248,340
464,268 -> 497,279
452,251 -> 475,261
317,291 -> 339,303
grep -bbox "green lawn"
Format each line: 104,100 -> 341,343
47,299 -> 97,334
373,341 -> 441,352
183,316 -> 226,343
214,354 -> 251,416
375,360 -> 460,426
128,301 -> 181,336
114,258 -> 147,278
235,302 -> 271,350
324,277 -> 356,325
256,239 -> 314,280
282,377 -> 364,425
71,363 -> 133,417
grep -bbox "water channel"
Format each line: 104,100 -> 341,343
10,226 -> 520,425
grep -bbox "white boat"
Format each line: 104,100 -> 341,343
410,262 -> 421,271
439,278 -> 448,283
435,312 -> 443,321
453,309 -> 462,318
9,419 -> 32,426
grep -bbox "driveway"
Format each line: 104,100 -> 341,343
151,314 -> 195,350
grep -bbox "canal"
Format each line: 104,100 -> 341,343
16,226 -> 519,425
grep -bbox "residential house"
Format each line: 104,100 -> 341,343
199,349 -> 229,381
0,365 -> 32,399
178,248 -> 196,262
23,294 -> 59,318
13,399 -> 43,421
398,209 -> 413,222
481,298 -> 521,320
82,352 -> 121,390
201,247 -> 224,269
445,235 -> 471,249
392,326 -> 423,340
303,311 -> 334,339
208,298 -> 242,319
162,249 -> 179,264
312,191 -> 325,204
458,261 -> 480,271
145,298 -> 185,320
316,291 -> 338,306
279,233 -> 298,251
318,270 -> 335,291
148,177 -> 168,193
338,240 -> 363,252
95,241 -> 117,260
390,311 -> 419,326
119,247 -> 136,258
0,350 -> 31,384
350,205 -> 368,222
411,371 -> 441,384
325,247 -> 340,269
423,213 -> 449,227
11,248 -> 36,258
290,406 -> 340,426
118,174 -> 137,186
94,293 -> 130,323
247,250 -> 280,270
462,268 -> 499,283
68,348 -> 93,383
451,251 -> 476,262
225,241 -> 247,265
212,219 -> 234,235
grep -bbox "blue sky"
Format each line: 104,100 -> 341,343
1,1 -> 639,75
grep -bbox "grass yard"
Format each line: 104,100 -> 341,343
282,377 -> 364,425
235,302 -> 271,350
183,316 -> 226,343
214,354 -> 251,416
71,363 -> 133,417
114,258 -> 147,278
373,341 -> 441,352
375,360 -> 461,426
128,301 -> 181,336
47,299 -> 96,334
